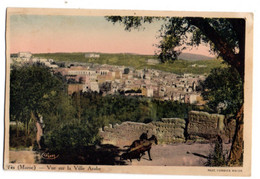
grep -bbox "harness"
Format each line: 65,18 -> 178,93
129,140 -> 152,152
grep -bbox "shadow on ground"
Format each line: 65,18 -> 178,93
190,152 -> 209,159
41,144 -> 127,165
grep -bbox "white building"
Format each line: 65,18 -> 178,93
147,88 -> 154,97
48,59 -> 54,63
44,62 -> 51,66
99,69 -> 109,75
147,59 -> 160,65
39,58 -> 48,63
49,64 -> 59,68
189,94 -> 199,104
85,53 -> 100,58
68,70 -> 96,76
90,82 -> 100,93
31,58 -> 39,63
18,52 -> 32,59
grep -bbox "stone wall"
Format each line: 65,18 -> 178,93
187,111 -> 225,141
100,122 -> 153,147
99,111 -> 236,146
99,118 -> 186,147
152,118 -> 186,144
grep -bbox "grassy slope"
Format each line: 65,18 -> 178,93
33,53 -> 227,74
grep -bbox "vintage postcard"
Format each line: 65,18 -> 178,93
4,8 -> 253,176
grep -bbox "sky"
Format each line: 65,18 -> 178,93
9,14 -> 214,56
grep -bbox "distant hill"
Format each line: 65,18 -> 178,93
33,52 -> 225,75
179,53 -> 215,61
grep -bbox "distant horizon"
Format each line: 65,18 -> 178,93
10,15 -> 215,58
12,51 -> 216,58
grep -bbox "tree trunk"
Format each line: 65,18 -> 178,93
31,111 -> 42,149
26,119 -> 30,136
180,18 -> 245,166
15,117 -> 19,137
228,104 -> 244,166
31,111 -> 43,149
35,120 -> 43,150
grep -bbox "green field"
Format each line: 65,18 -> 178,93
33,52 -> 227,74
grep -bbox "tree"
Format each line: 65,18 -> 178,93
44,119 -> 101,155
10,65 -> 63,143
100,82 -> 112,94
106,16 -> 245,165
201,67 -> 243,115
123,67 -> 130,74
42,92 -> 76,133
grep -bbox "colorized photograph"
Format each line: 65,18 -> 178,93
4,8 -> 253,175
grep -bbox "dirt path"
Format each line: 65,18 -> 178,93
9,143 -> 231,166
9,151 -> 41,164
129,143 -> 231,166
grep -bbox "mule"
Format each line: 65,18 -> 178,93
124,135 -> 158,161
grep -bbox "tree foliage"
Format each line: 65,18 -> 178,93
201,67 -> 243,115
106,16 -> 245,77
10,65 -> 101,150
10,65 -> 62,134
106,15 -> 245,165
44,119 -> 101,154
71,91 -> 200,127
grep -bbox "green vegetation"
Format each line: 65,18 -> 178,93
206,136 -> 227,166
9,64 -> 241,165
201,67 -> 243,115
10,64 -> 62,138
71,91 -> 202,127
33,52 -> 226,74
106,16 -> 245,165
10,65 -> 202,153
44,119 -> 101,154
9,65 -> 75,149
9,124 -> 35,149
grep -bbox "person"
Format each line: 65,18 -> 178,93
139,130 -> 148,141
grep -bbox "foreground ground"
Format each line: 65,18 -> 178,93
9,150 -> 40,164
130,143 -> 231,166
9,143 -> 231,166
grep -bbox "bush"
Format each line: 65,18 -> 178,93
44,120 -> 101,155
206,136 -> 228,166
9,125 -> 35,149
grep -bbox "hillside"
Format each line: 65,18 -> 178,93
179,53 -> 215,61
33,52 -> 227,75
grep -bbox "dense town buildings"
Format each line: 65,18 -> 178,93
10,52 -> 206,105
